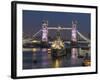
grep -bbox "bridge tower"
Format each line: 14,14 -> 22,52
71,21 -> 78,59
42,20 -> 48,42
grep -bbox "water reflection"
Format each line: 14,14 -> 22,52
52,58 -> 61,68
23,47 -> 86,69
71,48 -> 78,64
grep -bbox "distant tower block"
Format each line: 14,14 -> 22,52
42,20 -> 48,42
71,21 -> 78,59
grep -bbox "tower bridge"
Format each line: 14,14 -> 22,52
23,20 -> 90,60
32,20 -> 90,43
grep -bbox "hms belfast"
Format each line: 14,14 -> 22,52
51,26 -> 66,58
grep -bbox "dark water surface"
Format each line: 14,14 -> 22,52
23,48 -> 85,69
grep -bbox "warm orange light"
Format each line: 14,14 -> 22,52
55,59 -> 59,68
32,48 -> 37,52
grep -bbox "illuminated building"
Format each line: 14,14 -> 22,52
51,26 -> 64,50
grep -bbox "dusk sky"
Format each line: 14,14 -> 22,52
23,10 -> 91,40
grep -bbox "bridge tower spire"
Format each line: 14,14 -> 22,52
71,20 -> 78,60
42,20 -> 48,42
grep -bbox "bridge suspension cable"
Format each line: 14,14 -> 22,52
33,29 -> 42,37
77,31 -> 90,42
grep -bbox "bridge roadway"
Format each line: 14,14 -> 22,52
23,39 -> 90,44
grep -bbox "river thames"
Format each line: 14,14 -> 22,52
23,48 -> 90,69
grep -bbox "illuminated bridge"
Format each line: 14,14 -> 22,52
23,20 -> 90,60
